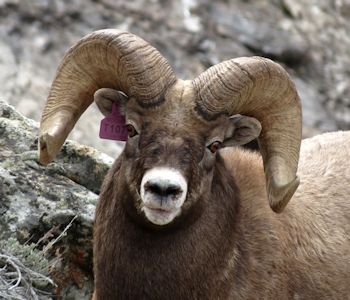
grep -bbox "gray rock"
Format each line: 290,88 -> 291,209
211,3 -> 309,67
293,77 -> 338,137
280,0 -> 303,18
0,99 -> 113,299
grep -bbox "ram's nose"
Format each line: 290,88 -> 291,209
140,167 -> 188,225
144,180 -> 183,202
141,168 -> 187,207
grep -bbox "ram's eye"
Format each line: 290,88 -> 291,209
126,124 -> 138,138
207,141 -> 221,153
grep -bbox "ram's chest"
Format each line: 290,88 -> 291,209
93,213 -> 239,299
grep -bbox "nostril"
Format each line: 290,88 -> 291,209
144,182 -> 182,198
165,185 -> 182,196
144,182 -> 162,195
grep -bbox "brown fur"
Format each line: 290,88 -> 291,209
93,130 -> 350,299
221,132 -> 350,298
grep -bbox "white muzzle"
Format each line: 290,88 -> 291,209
140,167 -> 188,225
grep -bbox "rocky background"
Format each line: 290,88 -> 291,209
1,0 -> 350,299
0,100 -> 111,298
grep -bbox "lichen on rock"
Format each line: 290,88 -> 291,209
0,99 -> 112,299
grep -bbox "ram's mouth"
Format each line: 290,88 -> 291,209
147,207 -> 171,213
142,205 -> 181,226
143,205 -> 177,215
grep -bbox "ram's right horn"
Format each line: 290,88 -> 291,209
192,57 -> 302,212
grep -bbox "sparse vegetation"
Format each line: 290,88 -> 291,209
0,216 -> 77,299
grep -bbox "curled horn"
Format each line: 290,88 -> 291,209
192,57 -> 302,213
39,29 -> 176,165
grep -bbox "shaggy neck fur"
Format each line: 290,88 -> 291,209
93,155 -> 243,299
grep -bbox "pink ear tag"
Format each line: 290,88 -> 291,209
99,103 -> 128,141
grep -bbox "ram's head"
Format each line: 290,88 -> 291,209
39,29 -> 301,227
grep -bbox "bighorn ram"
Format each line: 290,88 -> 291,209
39,29 -> 350,299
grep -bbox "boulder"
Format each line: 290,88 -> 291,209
0,99 -> 112,299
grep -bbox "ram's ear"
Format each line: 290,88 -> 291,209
94,88 -> 128,116
223,115 -> 262,147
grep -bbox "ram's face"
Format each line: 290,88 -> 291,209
122,101 -> 228,227
98,82 -> 261,227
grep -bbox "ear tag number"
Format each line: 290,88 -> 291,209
99,103 -> 128,141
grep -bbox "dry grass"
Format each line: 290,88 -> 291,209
0,253 -> 55,300
0,215 -> 78,300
